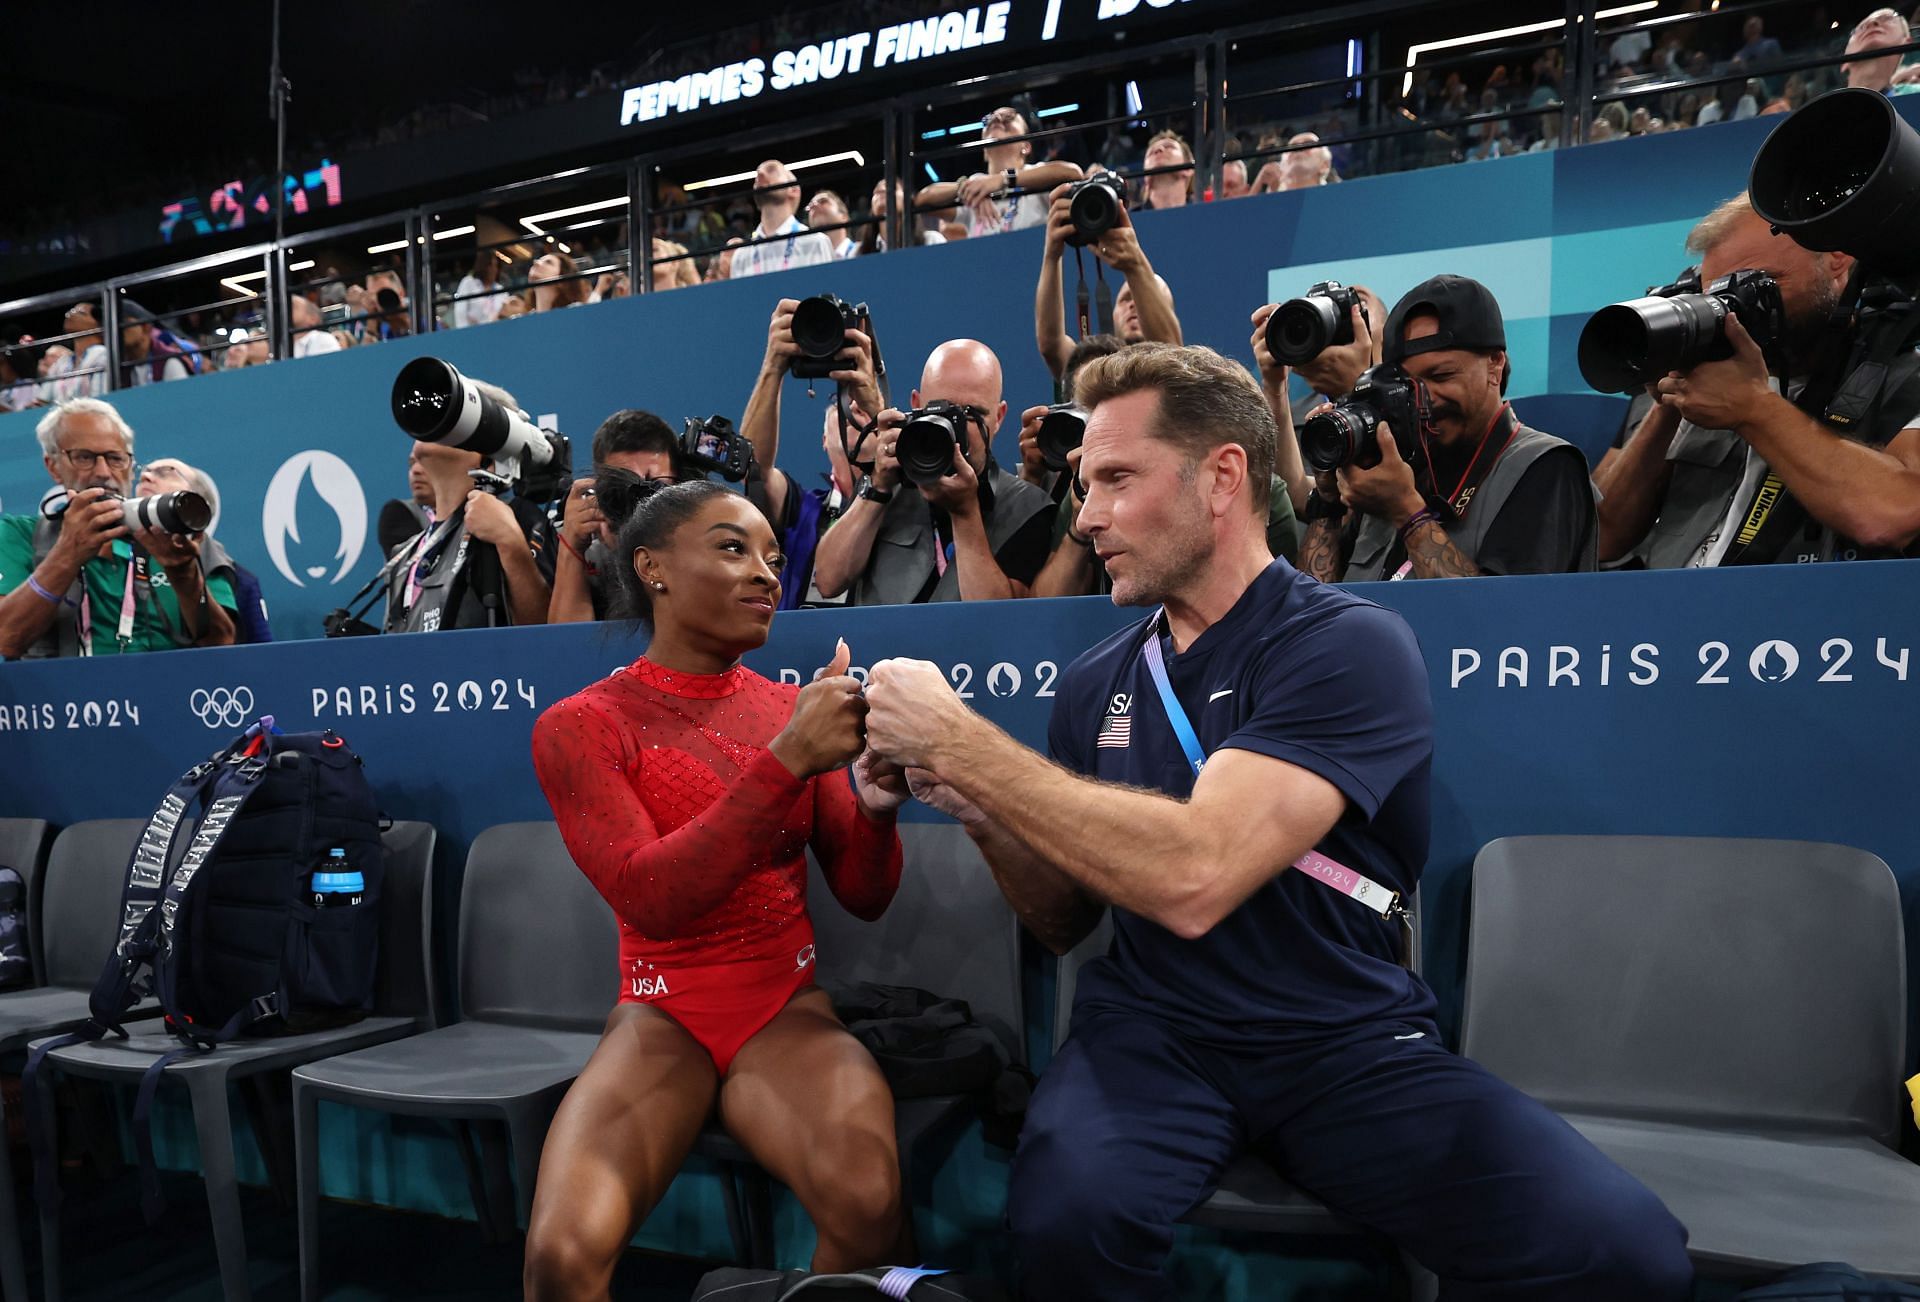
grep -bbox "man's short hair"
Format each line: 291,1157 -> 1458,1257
1074,343 -> 1274,514
36,397 -> 134,460
1147,129 -> 1195,164
1686,192 -> 1756,257
591,408 -> 678,469
1065,334 -> 1128,395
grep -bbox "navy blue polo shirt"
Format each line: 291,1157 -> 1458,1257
1052,558 -> 1439,1046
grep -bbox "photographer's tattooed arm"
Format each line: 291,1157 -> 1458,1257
1400,518 -> 1483,579
1298,518 -> 1350,584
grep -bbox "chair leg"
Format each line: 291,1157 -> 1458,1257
187,1074 -> 253,1302
35,1072 -> 62,1302
745,1168 -> 776,1269
475,1120 -> 518,1236
0,1087 -> 28,1302
716,1166 -> 751,1265
452,1122 -> 504,1243
293,1082 -> 324,1302
505,1111 -> 544,1232
239,1074 -> 297,1210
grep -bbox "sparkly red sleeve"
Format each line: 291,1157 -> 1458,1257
532,697 -> 810,940
808,770 -> 903,922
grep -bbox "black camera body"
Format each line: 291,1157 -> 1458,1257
1066,173 -> 1127,247
1299,364 -> 1435,477
1577,268 -> 1786,393
895,399 -> 982,487
790,294 -> 868,380
1036,403 -> 1086,472
1265,280 -> 1369,367
678,414 -> 756,482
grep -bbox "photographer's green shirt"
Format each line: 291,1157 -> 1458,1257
0,515 -> 237,656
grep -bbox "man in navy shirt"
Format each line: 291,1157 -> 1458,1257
865,343 -> 1690,1301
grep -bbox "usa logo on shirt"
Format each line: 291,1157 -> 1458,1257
1097,692 -> 1132,749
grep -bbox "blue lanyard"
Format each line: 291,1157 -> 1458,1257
1140,612 -> 1206,778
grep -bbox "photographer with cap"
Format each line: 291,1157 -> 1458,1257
549,409 -> 685,623
0,397 -> 236,658
811,339 -> 1055,605
384,379 -> 556,633
1594,194 -> 1920,567
1298,275 -> 1596,582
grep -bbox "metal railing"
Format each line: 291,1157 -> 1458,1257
0,0 -> 1903,403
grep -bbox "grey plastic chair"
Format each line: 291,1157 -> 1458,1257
694,821 -> 1025,1267
31,820 -> 437,1302
0,820 -> 156,1302
0,818 -> 53,987
1461,835 -> 1920,1283
290,820 -> 617,1302
1054,898 -> 1434,1300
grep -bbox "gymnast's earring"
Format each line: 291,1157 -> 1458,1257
651,581 -> 665,591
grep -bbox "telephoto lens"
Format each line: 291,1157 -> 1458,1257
1576,270 -> 1783,393
1749,86 -> 1920,275
1036,403 -> 1087,472
896,401 -> 968,487
1265,282 -> 1365,367
119,490 -> 212,535
1066,173 -> 1128,247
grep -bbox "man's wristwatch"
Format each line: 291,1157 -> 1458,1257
856,476 -> 894,505
1302,489 -> 1348,523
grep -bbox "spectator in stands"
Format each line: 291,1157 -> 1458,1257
1036,184 -> 1182,386
495,294 -> 529,320
360,270 -> 414,340
0,397 -> 237,657
120,302 -> 198,385
49,304 -> 107,400
549,409 -> 684,623
1139,130 -> 1195,210
1763,73 -> 1811,114
135,457 -> 272,643
857,179 -> 946,254
1844,8 -> 1920,92
1218,158 -> 1251,199
649,239 -> 701,290
223,330 -> 269,369
914,107 -> 1084,238
738,298 -> 880,607
528,251 -> 590,311
1610,22 -> 1654,72
290,294 -> 342,358
811,339 -> 1055,604
861,342 -> 1693,1302
806,190 -> 860,260
589,270 -> 631,303
1595,193 -> 1920,565
705,239 -> 744,282
383,379 -> 555,632
729,160 -> 835,278
1254,133 -> 1333,193
1250,283 -> 1390,515
1298,275 -> 1597,580
0,342 -> 34,413
453,251 -> 511,328
1737,14 -> 1785,66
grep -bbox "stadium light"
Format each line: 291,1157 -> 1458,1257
682,150 -> 867,193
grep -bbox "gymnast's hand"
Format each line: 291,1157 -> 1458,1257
770,638 -> 868,778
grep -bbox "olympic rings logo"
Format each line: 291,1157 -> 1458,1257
188,687 -> 255,730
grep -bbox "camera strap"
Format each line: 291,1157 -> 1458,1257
1139,614 -> 1413,949
1072,250 -> 1114,338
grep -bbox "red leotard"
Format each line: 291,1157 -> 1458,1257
532,656 -> 902,1073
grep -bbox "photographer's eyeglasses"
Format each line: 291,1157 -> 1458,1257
61,449 -> 132,472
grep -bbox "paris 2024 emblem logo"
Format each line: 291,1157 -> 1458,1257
262,450 -> 367,587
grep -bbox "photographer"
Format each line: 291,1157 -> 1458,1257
737,298 -> 882,607
1036,184 -> 1182,387
136,457 -> 273,644
1250,283 -> 1389,515
0,398 -> 236,658
1594,194 -> 1920,566
915,106 -> 1084,238
1298,275 -> 1596,582
384,380 -> 555,633
549,409 -> 684,624
811,340 -> 1055,604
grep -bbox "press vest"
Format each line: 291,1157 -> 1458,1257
851,463 -> 1053,606
1344,419 -> 1592,581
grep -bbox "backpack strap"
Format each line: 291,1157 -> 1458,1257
22,744 -> 235,1215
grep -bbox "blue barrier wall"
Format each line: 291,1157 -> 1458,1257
3,107 -> 1878,642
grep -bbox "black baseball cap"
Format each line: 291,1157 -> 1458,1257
1383,275 -> 1506,364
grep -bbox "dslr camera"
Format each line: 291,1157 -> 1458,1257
1299,364 -> 1436,476
790,294 -> 871,381
678,414 -> 756,482
895,399 -> 984,487
43,488 -> 212,536
1577,268 -> 1785,393
1065,173 -> 1128,247
1265,281 -> 1369,367
1035,403 -> 1086,472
